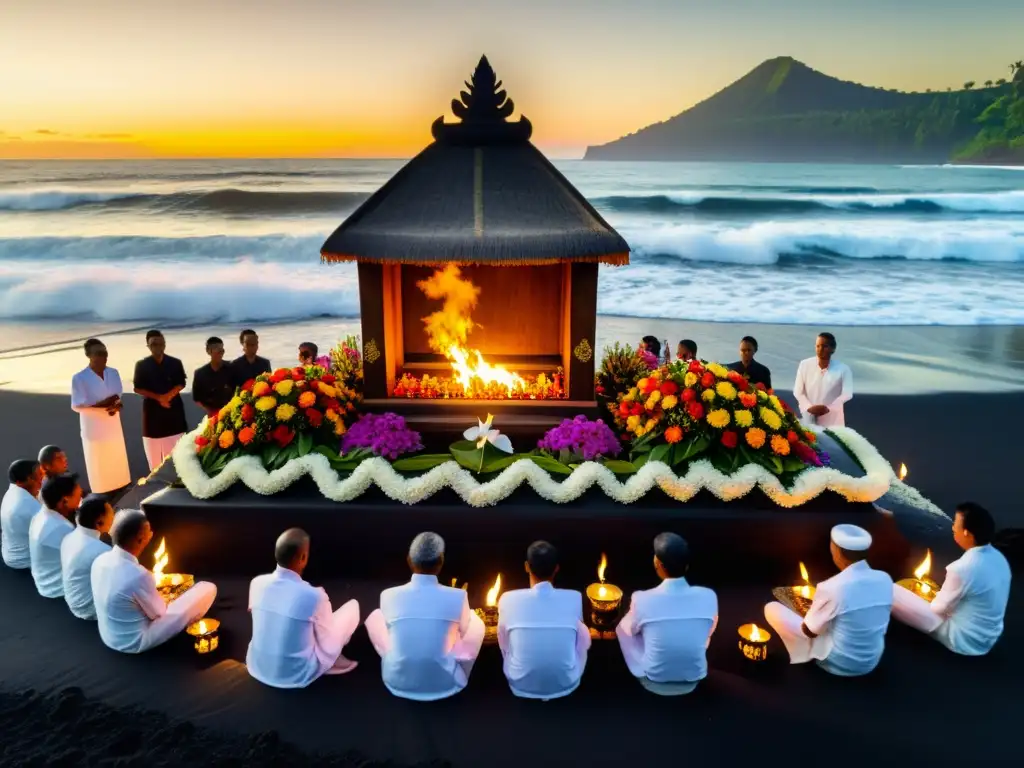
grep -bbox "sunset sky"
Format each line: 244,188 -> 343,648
3,0 -> 1022,159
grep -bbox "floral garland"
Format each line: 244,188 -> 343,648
172,420 -> 941,513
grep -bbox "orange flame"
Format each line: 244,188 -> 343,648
914,549 -> 932,580
152,538 -> 169,582
899,463 -> 908,481
485,574 -> 502,607
417,265 -> 526,396
747,624 -> 768,642
798,561 -> 813,599
597,552 -> 608,583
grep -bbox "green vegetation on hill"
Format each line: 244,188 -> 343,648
584,57 -> 1024,164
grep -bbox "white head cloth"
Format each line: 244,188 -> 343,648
831,524 -> 872,551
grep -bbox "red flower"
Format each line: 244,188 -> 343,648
394,385 -> 406,397
681,388 -> 696,403
241,379 -> 255,392
271,424 -> 295,447
721,430 -> 738,449
630,402 -> 644,416
640,377 -> 659,395
305,408 -> 323,427
687,401 -> 704,420
739,392 -> 758,409
727,370 -> 744,385
618,401 -> 630,415
787,430 -> 799,444
687,360 -> 703,373
700,373 -> 716,388
194,436 -> 210,447
659,380 -> 678,396
273,367 -> 291,378
240,404 -> 255,422
755,382 -> 766,391
320,373 -> 336,384
291,368 -> 307,381
325,397 -> 341,412
737,378 -> 750,392
208,412 -> 219,425
595,384 -> 605,395
620,433 -> 631,442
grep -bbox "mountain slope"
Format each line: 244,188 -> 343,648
584,57 -> 1014,163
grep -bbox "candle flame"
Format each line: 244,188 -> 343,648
597,552 -> 608,583
914,549 -> 932,580
920,582 -> 932,595
598,585 -> 608,598
899,463 -> 908,481
152,538 -> 169,581
748,624 -> 767,642
197,620 -> 207,633
485,574 -> 502,607
799,561 -> 809,583
797,561 -> 813,598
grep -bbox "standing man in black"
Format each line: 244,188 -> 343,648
192,336 -> 235,419
133,330 -> 188,471
727,336 -> 772,391
231,329 -> 272,388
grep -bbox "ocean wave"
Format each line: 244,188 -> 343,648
594,190 -> 1024,217
0,234 -> 327,262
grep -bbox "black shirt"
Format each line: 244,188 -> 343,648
192,362 -> 235,415
133,355 -> 188,439
230,354 -> 272,388
727,359 -> 773,391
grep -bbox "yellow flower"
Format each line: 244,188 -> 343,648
298,391 -> 317,409
645,418 -> 657,431
745,428 -> 766,449
276,403 -> 297,422
757,389 -> 769,401
626,387 -> 638,401
334,420 -> 346,436
255,395 -> 277,412
637,378 -> 650,393
734,409 -> 754,428
218,430 -> 235,449
645,390 -> 661,410
760,407 -> 782,431
771,434 -> 791,456
702,388 -> 716,403
626,414 -> 641,431
661,394 -> 678,410
252,381 -> 271,397
218,395 -> 241,420
273,379 -> 294,397
683,372 -> 698,388
317,382 -> 338,398
769,394 -> 784,415
715,381 -> 737,400
707,362 -> 730,379
706,408 -> 731,429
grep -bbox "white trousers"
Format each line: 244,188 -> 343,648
321,599 -> 360,673
764,601 -> 831,665
143,434 -> 184,471
615,620 -> 698,695
364,608 -> 486,682
139,581 -> 217,653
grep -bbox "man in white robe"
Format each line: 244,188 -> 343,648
365,532 -> 485,701
497,541 -> 590,700
892,502 -> 1011,655
91,509 -> 217,653
71,339 -> 131,495
616,533 -> 719,695
29,474 -> 82,598
1,459 -> 44,569
61,495 -> 113,620
793,332 -> 853,428
247,528 -> 360,688
765,524 -> 893,676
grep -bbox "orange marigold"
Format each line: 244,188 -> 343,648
238,426 -> 256,445
745,427 -> 766,449
664,425 -> 683,444
218,429 -> 235,450
770,434 -> 791,456
804,431 -> 817,443
298,391 -> 317,409
252,381 -> 271,397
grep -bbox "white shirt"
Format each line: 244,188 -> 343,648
793,357 -> 853,427
619,577 -> 719,684
28,507 -> 75,598
377,574 -> 477,701
247,567 -> 344,688
71,366 -> 125,442
1,484 -> 41,569
60,527 -> 110,619
930,544 -> 1011,656
497,581 -> 588,699
804,560 -> 893,676
91,545 -> 167,652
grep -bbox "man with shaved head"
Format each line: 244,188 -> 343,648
246,528 -> 360,688
90,509 -> 217,653
364,531 -> 485,700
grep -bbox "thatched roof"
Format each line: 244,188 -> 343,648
321,56 -> 629,267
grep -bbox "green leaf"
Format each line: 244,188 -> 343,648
297,431 -> 314,457
782,456 -> 806,473
768,455 -> 784,475
602,459 -> 637,475
313,444 -> 342,463
709,452 -> 735,475
481,454 -> 529,473
391,454 -> 453,471
649,443 -> 672,465
450,439 -> 485,472
672,435 -> 711,465
632,452 -> 650,470
527,455 -> 573,475
262,444 -> 282,469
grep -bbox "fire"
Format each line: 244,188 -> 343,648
152,538 -> 169,582
197,620 -> 208,634
899,463 -> 908,481
747,624 -> 767,642
914,549 -> 932,580
416,265 -> 527,397
485,574 -> 502,607
798,561 -> 813,599
597,553 -> 608,583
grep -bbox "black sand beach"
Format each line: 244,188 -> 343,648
1,382 -> 1021,766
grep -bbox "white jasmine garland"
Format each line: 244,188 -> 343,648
172,423 -> 943,514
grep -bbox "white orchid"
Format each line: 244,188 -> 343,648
463,413 -> 513,454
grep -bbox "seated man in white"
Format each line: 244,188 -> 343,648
365,531 -> 485,701
616,532 -> 719,695
765,524 -> 893,676
2,459 -> 44,569
892,502 -> 1011,656
91,509 -> 217,653
60,495 -> 113,620
497,541 -> 590,700
247,528 -> 360,688
29,473 -> 82,598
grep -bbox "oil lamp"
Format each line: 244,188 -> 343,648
898,549 -> 939,601
585,553 -> 623,628
151,538 -> 194,602
186,618 -> 220,654
738,623 -> 771,662
796,561 -> 816,601
473,574 -> 502,644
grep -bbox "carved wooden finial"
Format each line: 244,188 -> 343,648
432,55 -> 532,145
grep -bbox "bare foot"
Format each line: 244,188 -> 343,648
325,655 -> 358,675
